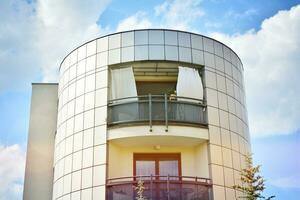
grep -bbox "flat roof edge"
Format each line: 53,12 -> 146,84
32,83 -> 58,85
59,28 -> 243,71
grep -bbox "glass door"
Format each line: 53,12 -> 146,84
134,153 -> 181,199
134,153 -> 181,178
135,160 -> 155,180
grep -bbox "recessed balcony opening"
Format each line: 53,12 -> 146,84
134,62 -> 178,96
108,61 -> 207,128
107,139 -> 212,200
136,81 -> 177,96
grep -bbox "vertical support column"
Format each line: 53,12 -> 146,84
167,175 -> 170,200
149,94 -> 152,132
164,94 -> 168,132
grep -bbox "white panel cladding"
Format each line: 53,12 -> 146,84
178,32 -> 191,47
204,52 -> 215,67
109,34 -> 121,50
95,88 -> 107,107
71,170 -> 81,191
56,35 -> 108,199
93,186 -> 106,199
55,29 -> 248,200
179,47 -> 191,62
86,55 -> 96,73
78,45 -> 86,61
81,167 -> 93,189
94,125 -> 107,145
164,30 -> 178,45
97,37 -> 108,52
215,55 -> 225,72
121,46 -> 134,62
165,45 -> 178,60
95,106 -> 107,126
149,30 -> 164,45
191,34 -> 203,50
134,45 -> 148,60
122,32 -> 134,47
97,51 -> 108,67
81,188 -> 92,200
135,30 -> 148,45
214,40 -> 223,57
206,88 -> 218,107
204,70 -> 217,89
87,40 -> 97,57
93,165 -> 106,186
71,191 -> 80,200
84,91 -> 95,111
75,95 -> 84,114
95,69 -> 108,89
94,144 -> 106,165
203,37 -> 214,53
192,49 -> 204,65
83,128 -> 94,148
149,45 -> 165,60
108,48 -> 120,64
77,60 -> 85,77
67,101 -> 75,119
84,110 -> 94,129
82,147 -> 93,168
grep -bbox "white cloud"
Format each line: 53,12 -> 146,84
270,175 -> 300,189
117,12 -> 152,32
154,0 -> 204,30
211,5 -> 300,137
116,3 -> 300,138
225,8 -> 258,19
116,0 -> 204,31
0,144 -> 26,200
0,0 -> 111,92
35,0 -> 111,82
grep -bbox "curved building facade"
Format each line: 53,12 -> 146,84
25,29 -> 251,200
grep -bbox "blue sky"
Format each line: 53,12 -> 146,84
0,0 -> 300,199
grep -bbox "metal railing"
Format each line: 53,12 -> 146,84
107,94 -> 207,131
106,175 -> 212,200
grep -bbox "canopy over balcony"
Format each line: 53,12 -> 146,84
107,94 -> 207,130
106,175 -> 212,200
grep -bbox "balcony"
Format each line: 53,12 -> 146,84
106,175 -> 212,200
107,94 -> 207,130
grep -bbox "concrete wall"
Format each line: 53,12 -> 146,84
23,83 -> 58,200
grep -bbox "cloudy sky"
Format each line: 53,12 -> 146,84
0,0 -> 300,199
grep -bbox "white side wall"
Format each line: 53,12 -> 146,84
23,83 -> 58,200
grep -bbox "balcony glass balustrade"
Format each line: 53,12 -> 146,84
106,175 -> 212,200
107,94 -> 207,129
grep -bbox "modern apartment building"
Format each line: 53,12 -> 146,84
24,29 -> 251,200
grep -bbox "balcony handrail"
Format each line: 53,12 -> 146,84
108,94 -> 206,106
107,175 -> 212,185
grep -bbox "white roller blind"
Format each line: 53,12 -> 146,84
176,66 -> 203,100
110,66 -> 137,100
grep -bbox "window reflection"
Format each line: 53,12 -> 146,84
136,161 -> 155,180
159,160 -> 179,180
